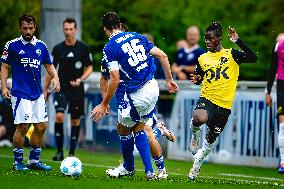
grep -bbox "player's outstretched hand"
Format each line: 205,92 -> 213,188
2,87 -> 11,99
167,80 -> 178,94
190,74 -> 201,84
228,26 -> 239,42
91,103 -> 108,122
265,94 -> 272,107
52,77 -> 60,92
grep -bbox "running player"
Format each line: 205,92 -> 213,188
265,33 -> 284,174
119,23 -> 176,144
44,18 -> 93,160
100,42 -> 175,179
188,22 -> 258,180
0,13 -> 60,171
91,12 -> 178,180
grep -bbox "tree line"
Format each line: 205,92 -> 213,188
0,0 -> 283,80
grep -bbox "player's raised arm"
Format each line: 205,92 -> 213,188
150,47 -> 178,93
229,27 -> 258,64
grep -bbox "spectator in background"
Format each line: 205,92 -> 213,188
176,39 -> 188,50
171,25 -> 205,80
265,33 -> 284,174
143,33 -> 165,80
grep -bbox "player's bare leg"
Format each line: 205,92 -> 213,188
27,122 -> 51,171
13,124 -> 28,148
145,125 -> 168,179
13,124 -> 29,170
29,122 -> 46,147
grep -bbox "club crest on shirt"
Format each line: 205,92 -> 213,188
219,57 -> 228,65
1,51 -> 8,60
186,53 -> 194,61
36,49 -> 41,56
75,61 -> 82,69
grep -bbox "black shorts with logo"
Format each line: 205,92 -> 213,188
54,86 -> 84,119
277,80 -> 284,116
194,97 -> 231,143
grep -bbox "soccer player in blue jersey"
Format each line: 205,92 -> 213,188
91,12 -> 178,180
100,50 -> 175,179
0,13 -> 60,171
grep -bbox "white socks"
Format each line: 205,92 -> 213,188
195,139 -> 215,164
190,119 -> 202,139
278,123 -> 284,164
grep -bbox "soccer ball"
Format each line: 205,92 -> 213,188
60,157 -> 83,177
217,149 -> 232,163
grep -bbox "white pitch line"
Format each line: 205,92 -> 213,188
0,154 -> 282,185
218,173 -> 283,181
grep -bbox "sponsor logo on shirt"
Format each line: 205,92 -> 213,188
20,58 -> 40,68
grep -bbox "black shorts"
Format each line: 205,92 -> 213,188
54,88 -> 84,119
277,80 -> 284,115
195,97 -> 231,142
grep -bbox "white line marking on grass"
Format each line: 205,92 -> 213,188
218,173 -> 283,181
0,154 -> 282,186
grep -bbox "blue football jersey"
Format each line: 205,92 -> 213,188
175,46 -> 205,66
102,31 -> 156,93
0,36 -> 52,100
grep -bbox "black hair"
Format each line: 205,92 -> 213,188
18,13 -> 35,27
102,12 -> 121,30
206,21 -> 222,40
63,17 -> 77,28
120,23 -> 128,32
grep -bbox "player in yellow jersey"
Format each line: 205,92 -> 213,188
188,22 -> 258,180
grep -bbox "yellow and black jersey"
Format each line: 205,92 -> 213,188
198,48 -> 238,109
195,39 -> 258,109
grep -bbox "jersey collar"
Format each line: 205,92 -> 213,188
109,31 -> 122,40
20,35 -> 37,46
184,44 -> 200,53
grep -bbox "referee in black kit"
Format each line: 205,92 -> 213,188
44,18 -> 93,160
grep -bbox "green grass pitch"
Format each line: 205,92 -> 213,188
0,147 -> 283,189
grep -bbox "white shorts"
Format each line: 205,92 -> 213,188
11,94 -> 48,124
118,79 -> 159,127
